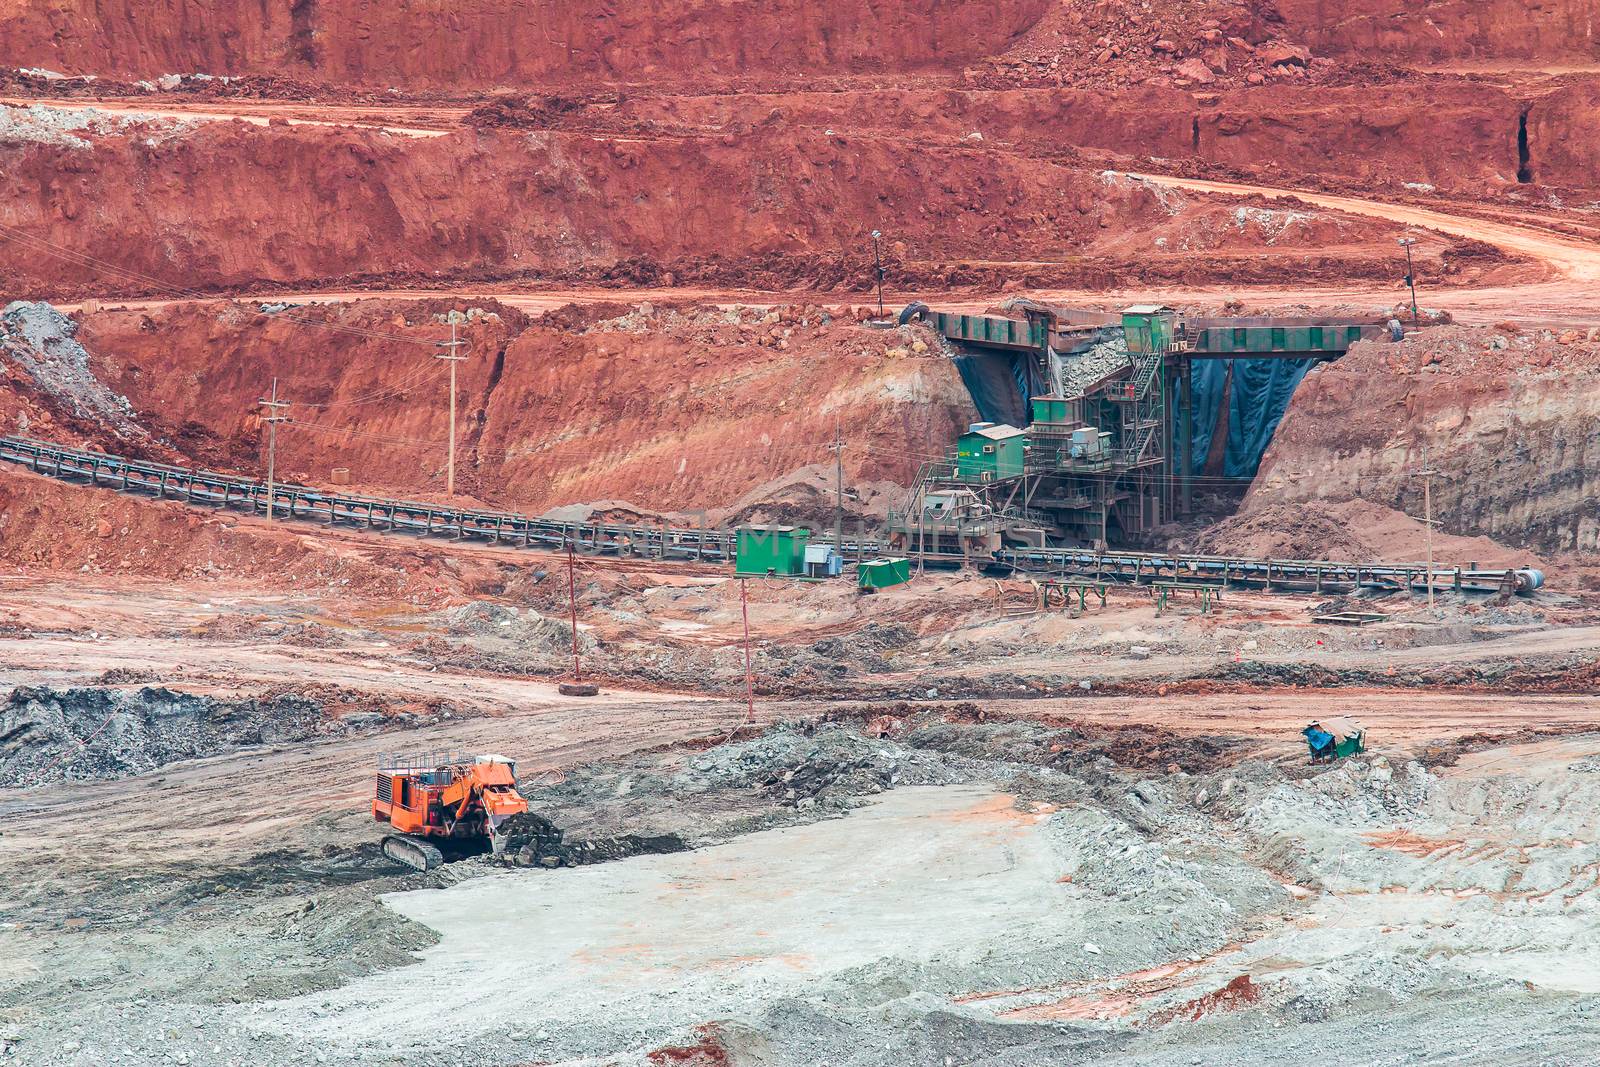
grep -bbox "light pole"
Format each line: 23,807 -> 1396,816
1398,237 -> 1420,329
871,230 -> 885,319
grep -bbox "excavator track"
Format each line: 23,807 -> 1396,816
381,834 -> 445,873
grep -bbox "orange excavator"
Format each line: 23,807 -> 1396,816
372,751 -> 529,872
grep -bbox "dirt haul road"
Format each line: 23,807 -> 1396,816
1124,172 -> 1600,282
0,687 -> 752,877
0,632 -> 709,716
0,97 -> 461,136
1101,172 -> 1600,327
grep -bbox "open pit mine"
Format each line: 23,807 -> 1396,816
6,2 -> 1600,1065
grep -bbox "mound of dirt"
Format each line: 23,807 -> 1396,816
1193,496 -> 1538,568
442,602 -> 597,654
1191,501 -> 1377,561
0,465 -> 478,604
73,298 -> 975,511
0,685 -> 343,786
681,722 -> 972,805
492,811 -> 688,869
710,463 -> 907,529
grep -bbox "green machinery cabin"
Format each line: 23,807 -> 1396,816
735,525 -> 810,577
1121,305 -> 1178,355
1031,395 -> 1081,425
858,557 -> 912,592
954,423 -> 1027,482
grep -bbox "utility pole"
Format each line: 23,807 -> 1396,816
871,230 -> 885,319
567,544 -> 581,682
436,317 -> 468,496
740,578 -> 754,728
1398,237 -> 1421,329
1409,446 -> 1439,609
916,478 -> 927,576
830,422 -> 844,556
258,378 -> 290,523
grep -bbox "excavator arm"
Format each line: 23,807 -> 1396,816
439,762 -> 528,829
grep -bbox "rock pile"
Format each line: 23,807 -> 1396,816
0,685 -> 349,786
1057,334 -> 1130,396
492,811 -> 687,868
1,301 -> 148,440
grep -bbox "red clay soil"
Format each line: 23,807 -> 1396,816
4,0 -> 1593,91
1191,499 -> 1537,569
646,1024 -> 732,1067
0,0 -> 1047,89
76,298 -> 977,510
616,78 -> 1577,194
0,465 -> 466,603
1148,974 -> 1260,1026
1249,325 -> 1600,554
1275,0 -> 1600,63
1,114 -> 1469,300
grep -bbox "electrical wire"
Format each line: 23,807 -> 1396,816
293,363 -> 451,411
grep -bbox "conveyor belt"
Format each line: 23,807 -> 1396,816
0,436 -> 1542,596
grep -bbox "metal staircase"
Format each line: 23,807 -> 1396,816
1112,343 -> 1167,464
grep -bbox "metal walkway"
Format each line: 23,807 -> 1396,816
0,436 -> 1542,597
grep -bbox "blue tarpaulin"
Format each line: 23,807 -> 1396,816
953,347 -> 1311,479
1184,357 -> 1314,478
953,350 -> 1033,428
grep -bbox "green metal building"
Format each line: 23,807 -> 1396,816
1121,305 -> 1178,355
734,525 -> 810,577
954,423 -> 1027,482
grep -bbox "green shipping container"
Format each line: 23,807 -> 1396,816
858,557 -> 912,591
735,525 -> 809,577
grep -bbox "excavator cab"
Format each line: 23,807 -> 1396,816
373,751 -> 529,872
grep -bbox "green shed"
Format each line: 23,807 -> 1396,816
1122,305 -> 1178,355
735,525 -> 809,577
858,557 -> 912,592
955,423 -> 1027,482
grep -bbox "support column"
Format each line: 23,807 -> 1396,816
1179,358 -> 1194,516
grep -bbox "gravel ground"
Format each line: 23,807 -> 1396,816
8,707 -> 1600,1065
